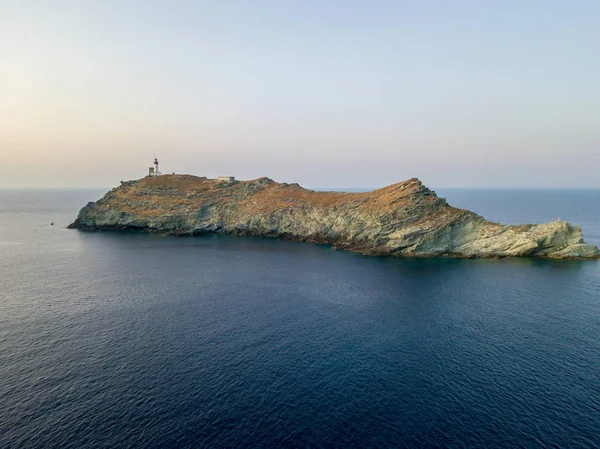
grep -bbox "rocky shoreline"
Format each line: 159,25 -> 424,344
68,175 -> 600,260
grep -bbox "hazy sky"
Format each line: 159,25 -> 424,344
1,1 -> 599,188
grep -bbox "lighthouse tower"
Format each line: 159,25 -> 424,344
148,157 -> 162,176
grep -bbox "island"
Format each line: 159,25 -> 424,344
68,174 -> 600,259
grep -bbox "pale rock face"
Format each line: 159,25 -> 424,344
69,175 -> 600,260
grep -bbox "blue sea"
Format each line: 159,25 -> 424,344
1,188 -> 599,448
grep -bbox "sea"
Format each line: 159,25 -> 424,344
1,188 -> 599,448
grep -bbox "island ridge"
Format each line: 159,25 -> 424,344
68,174 -> 600,259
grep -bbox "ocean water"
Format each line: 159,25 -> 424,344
1,188 -> 599,448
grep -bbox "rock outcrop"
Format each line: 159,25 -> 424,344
68,175 -> 600,259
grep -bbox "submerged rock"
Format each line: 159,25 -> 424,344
68,174 -> 600,260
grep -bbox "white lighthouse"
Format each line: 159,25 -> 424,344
148,157 -> 162,176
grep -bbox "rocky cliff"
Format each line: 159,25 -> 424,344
68,175 -> 600,259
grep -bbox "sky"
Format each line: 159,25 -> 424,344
1,0 -> 599,188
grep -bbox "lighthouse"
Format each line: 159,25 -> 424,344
148,157 -> 162,176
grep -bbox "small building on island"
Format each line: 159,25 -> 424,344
145,158 -> 237,181
148,158 -> 161,176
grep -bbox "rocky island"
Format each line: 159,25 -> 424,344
69,175 -> 600,259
